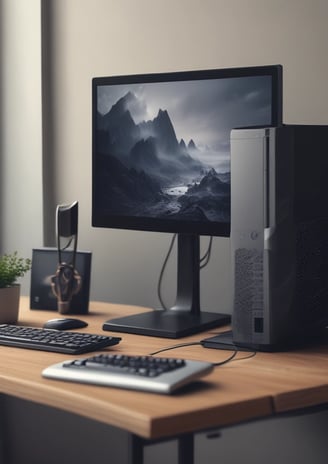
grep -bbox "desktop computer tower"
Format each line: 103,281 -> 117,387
230,125 -> 328,350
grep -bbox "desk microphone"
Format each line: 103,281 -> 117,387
51,201 -> 82,314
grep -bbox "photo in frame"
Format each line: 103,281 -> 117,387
30,248 -> 92,314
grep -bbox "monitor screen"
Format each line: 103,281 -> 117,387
92,65 -> 282,237
92,65 -> 283,338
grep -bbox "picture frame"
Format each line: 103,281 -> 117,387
30,248 -> 92,314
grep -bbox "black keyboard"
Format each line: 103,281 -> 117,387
0,324 -> 121,354
42,353 -> 214,394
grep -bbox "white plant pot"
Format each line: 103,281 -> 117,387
0,285 -> 20,324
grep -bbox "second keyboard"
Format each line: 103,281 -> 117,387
0,324 -> 121,354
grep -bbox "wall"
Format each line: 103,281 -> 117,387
43,0 -> 328,312
0,0 -> 43,294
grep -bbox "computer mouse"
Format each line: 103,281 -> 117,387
43,318 -> 88,330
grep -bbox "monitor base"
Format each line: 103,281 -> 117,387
103,310 -> 231,339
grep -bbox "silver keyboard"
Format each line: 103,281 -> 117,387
42,353 -> 214,394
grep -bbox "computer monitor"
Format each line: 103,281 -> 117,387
92,65 -> 283,338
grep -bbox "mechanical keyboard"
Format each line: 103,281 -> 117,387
0,324 -> 121,354
42,353 -> 214,394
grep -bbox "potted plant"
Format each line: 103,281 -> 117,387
0,251 -> 31,324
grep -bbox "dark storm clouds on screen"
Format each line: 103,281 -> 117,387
97,76 -> 272,159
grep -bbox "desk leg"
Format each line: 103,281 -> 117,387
129,433 -> 194,464
0,394 -> 8,464
177,434 -> 194,464
129,435 -> 144,464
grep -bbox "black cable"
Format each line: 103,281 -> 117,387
231,350 -> 257,362
149,341 -> 202,356
212,349 -> 238,366
149,341 -> 255,368
157,233 -> 177,310
157,234 -> 214,310
151,342 -> 238,366
200,236 -> 213,269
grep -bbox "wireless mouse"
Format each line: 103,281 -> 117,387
43,318 -> 88,330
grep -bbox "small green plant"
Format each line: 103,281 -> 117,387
0,252 -> 31,288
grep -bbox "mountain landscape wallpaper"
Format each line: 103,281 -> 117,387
94,76 -> 272,224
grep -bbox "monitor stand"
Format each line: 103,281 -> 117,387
103,234 -> 231,338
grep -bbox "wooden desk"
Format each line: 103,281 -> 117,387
0,297 -> 327,463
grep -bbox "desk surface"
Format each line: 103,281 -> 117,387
0,297 -> 327,440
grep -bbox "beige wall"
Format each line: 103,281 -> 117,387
2,0 -> 328,308
0,0 -> 43,290
43,0 -> 328,310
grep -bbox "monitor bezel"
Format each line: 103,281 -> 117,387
92,65 -> 282,237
